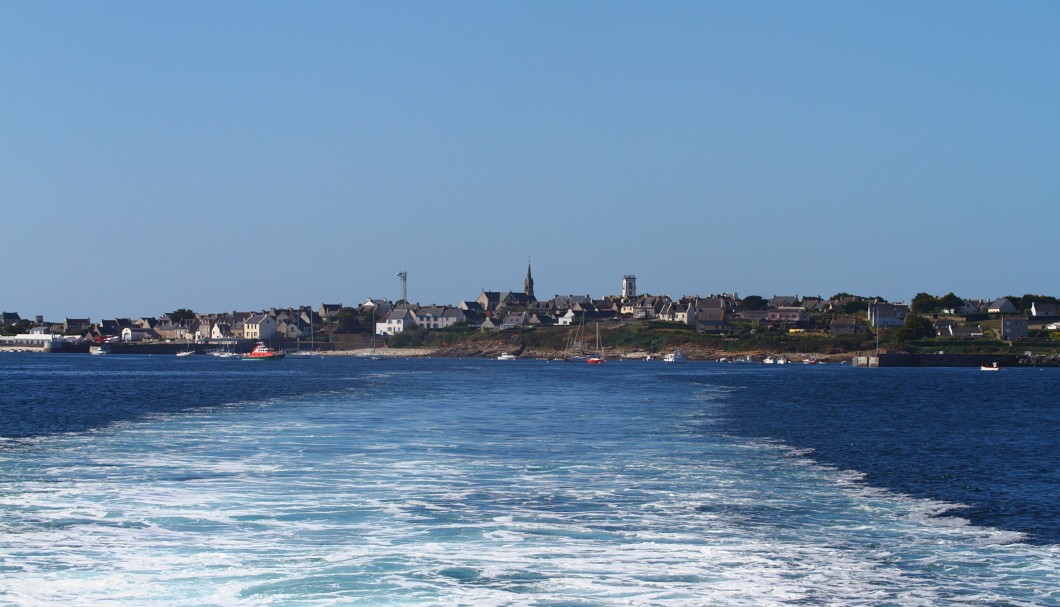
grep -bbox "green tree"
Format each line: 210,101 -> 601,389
1011,294 -> 1060,312
939,292 -> 964,312
842,300 -> 868,314
740,295 -> 767,311
332,307 -> 363,333
167,308 -> 197,323
898,314 -> 935,342
910,292 -> 941,314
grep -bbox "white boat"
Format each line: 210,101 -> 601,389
89,345 -> 109,356
586,323 -> 605,364
176,349 -> 196,357
980,362 -> 1001,371
763,356 -> 775,364
663,350 -> 686,363
497,353 -> 517,361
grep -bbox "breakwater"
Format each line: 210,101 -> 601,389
851,353 -> 1050,367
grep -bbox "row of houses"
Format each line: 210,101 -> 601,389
4,291 -> 1055,344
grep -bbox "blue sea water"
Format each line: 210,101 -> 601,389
1,353 -> 1058,606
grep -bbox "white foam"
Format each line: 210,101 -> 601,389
3,380 -> 1059,607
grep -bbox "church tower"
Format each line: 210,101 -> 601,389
524,261 -> 535,301
622,274 -> 637,299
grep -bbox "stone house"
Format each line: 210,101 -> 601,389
831,316 -> 864,336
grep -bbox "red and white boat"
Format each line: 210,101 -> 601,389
240,342 -> 286,361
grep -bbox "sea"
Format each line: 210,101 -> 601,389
1,353 -> 1058,606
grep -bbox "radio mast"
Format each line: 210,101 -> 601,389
396,271 -> 408,304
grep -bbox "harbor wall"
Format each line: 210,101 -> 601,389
852,353 -> 1023,368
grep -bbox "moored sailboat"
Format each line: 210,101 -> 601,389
586,323 -> 605,364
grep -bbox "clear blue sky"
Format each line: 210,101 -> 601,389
3,2 -> 1058,321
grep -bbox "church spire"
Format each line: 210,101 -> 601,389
524,259 -> 535,301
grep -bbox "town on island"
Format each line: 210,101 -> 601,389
4,265 -> 1060,367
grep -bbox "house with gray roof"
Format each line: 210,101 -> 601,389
64,318 -> 91,333
949,325 -> 985,338
377,308 -> 415,336
867,303 -> 909,328
318,304 -> 343,320
696,309 -> 733,333
988,298 -> 1018,315
244,314 -> 278,341
1031,301 -> 1059,317
831,316 -> 865,336
1000,317 -> 1029,341
499,312 -> 531,331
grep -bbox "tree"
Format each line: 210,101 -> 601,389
1011,294 -> 1060,313
939,292 -> 964,312
167,308 -> 196,323
332,307 -> 363,333
898,314 -> 935,342
740,295 -> 767,311
910,292 -> 941,314
842,300 -> 868,314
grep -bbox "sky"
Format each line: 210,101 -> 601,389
3,2 -> 1059,321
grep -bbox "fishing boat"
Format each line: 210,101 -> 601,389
663,350 -> 686,363
239,342 -> 286,361
497,353 -> 517,361
980,362 -> 1001,371
89,345 -> 109,356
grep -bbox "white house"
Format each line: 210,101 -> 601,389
211,323 -> 232,339
122,327 -> 152,342
377,308 -> 415,336
244,314 -> 278,341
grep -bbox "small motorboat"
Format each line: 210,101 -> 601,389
663,350 -> 686,363
496,353 -> 517,361
980,362 -> 1001,371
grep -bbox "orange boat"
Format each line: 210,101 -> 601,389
240,342 -> 286,361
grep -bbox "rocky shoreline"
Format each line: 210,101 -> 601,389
331,344 -> 855,363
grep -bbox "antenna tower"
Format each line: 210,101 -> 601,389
396,271 -> 408,304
